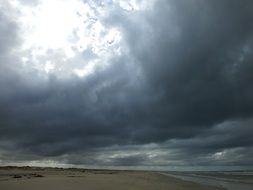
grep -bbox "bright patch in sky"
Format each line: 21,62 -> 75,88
10,0 -> 130,78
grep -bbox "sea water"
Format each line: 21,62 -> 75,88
162,171 -> 253,190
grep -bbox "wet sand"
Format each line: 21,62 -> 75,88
0,167 -> 223,190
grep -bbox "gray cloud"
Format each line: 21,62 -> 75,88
0,0 -> 253,169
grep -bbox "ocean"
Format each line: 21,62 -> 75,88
162,171 -> 253,190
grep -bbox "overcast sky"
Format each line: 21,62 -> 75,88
0,0 -> 253,170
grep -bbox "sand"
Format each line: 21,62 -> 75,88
0,167 -> 223,190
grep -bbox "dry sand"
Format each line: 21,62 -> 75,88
0,167 -> 223,190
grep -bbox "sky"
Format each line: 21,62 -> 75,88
0,0 -> 253,171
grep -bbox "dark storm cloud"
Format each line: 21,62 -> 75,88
127,0 -> 253,127
98,0 -> 253,142
1,0 -> 253,167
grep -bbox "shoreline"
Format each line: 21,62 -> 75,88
161,172 -> 253,190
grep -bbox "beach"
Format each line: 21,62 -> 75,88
0,167 -> 223,190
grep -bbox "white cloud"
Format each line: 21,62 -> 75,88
6,0 -> 126,79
